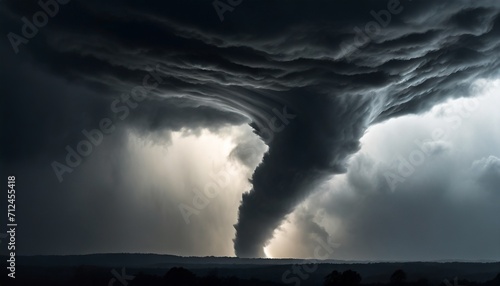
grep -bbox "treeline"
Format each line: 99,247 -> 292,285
129,267 -> 500,286
7,265 -> 500,286
129,267 -> 283,286
324,269 -> 500,286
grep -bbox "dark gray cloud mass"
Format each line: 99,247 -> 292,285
1,0 -> 500,258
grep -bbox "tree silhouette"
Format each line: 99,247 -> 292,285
324,270 -> 362,286
324,270 -> 343,286
390,269 -> 407,285
343,270 -> 362,286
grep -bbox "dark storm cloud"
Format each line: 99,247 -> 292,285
2,0 -> 500,257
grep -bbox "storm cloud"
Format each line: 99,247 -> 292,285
1,0 -> 500,258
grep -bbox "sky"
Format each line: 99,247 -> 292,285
1,0 -> 499,261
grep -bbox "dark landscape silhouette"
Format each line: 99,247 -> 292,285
1,254 -> 499,286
